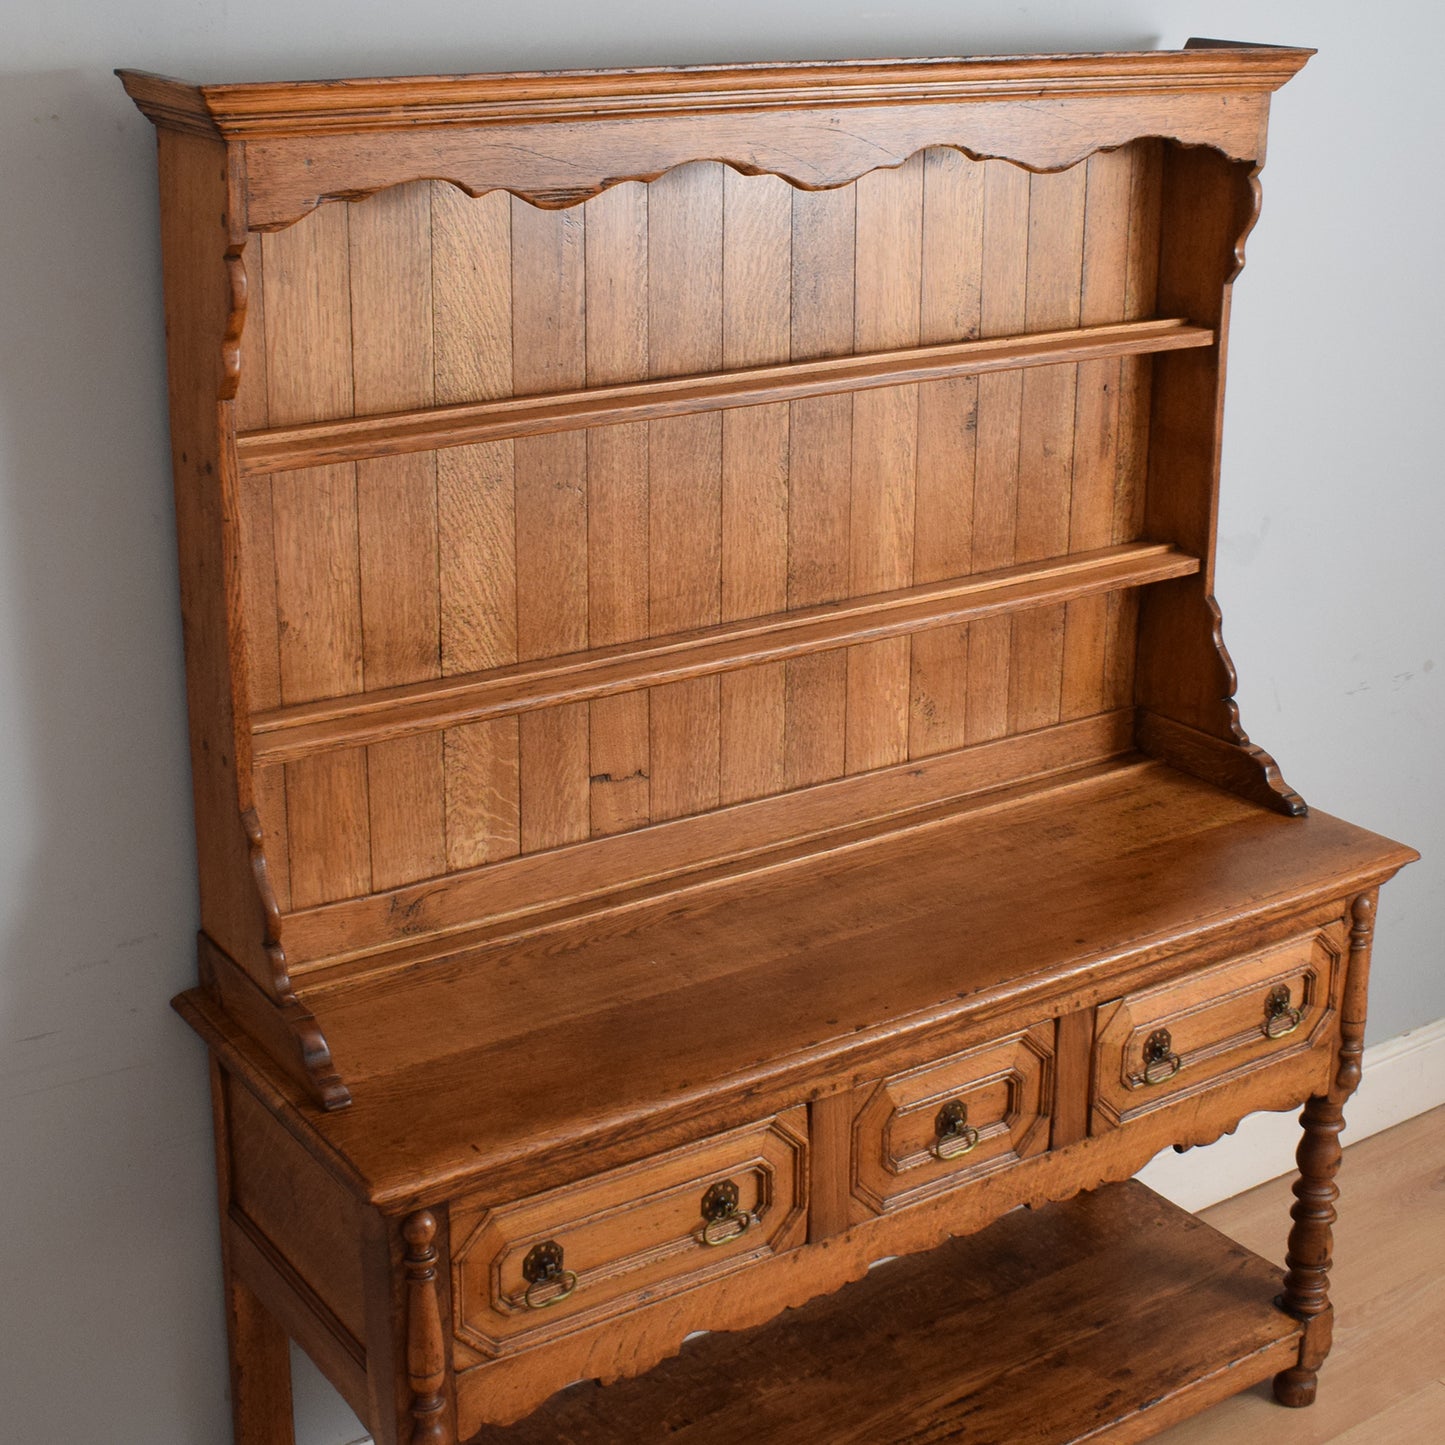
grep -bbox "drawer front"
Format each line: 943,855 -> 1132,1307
1092,928 -> 1342,1129
450,1108 -> 807,1356
850,1023 -> 1053,1220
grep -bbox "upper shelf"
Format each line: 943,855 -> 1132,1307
234,319 -> 1212,476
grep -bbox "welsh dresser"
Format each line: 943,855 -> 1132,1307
120,38 -> 1417,1444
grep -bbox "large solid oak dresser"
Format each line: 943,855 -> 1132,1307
121,38 -> 1416,1444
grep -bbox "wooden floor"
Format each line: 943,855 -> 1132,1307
1155,1105 -> 1445,1443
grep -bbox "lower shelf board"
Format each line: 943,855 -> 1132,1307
470,1180 -> 1304,1444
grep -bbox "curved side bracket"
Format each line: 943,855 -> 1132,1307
220,246 -> 247,401
1133,146 -> 1305,816
208,809 -> 352,1111
1136,597 -> 1306,817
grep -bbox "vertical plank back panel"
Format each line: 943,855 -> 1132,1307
647,163 -> 724,822
262,205 -> 371,907
909,148 -> 983,760
720,170 -> 791,805
846,154 -> 923,775
431,185 -> 522,870
1009,164 -> 1087,734
237,142 -> 1171,928
1062,149 -> 1133,721
585,182 -> 652,836
784,183 -> 854,790
1105,140 -> 1164,711
967,161 -> 1030,744
349,183 -> 446,890
512,200 -> 590,850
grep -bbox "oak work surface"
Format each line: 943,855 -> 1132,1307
119,37 -> 1416,1445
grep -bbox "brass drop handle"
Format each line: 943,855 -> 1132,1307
521,1240 -> 578,1310
933,1099 -> 981,1160
1133,1027 -> 1182,1087
698,1179 -> 754,1246
1264,983 -> 1303,1039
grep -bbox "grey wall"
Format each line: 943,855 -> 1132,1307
2,4 -> 1440,1442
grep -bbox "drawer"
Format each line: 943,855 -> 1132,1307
449,1108 -> 807,1356
1092,928 -> 1342,1130
850,1023 -> 1053,1220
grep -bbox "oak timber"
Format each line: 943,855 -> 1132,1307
233,320 -> 1213,475
465,1181 -> 1303,1444
249,543 -> 1198,765
181,760 -> 1412,1203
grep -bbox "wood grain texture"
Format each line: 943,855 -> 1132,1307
250,544 -> 1197,767
1063,147 -> 1132,721
122,47 -> 1315,144
235,142 -> 1217,914
585,181 -> 652,836
432,185 -> 521,883
512,199 -> 589,849
280,711 -> 1136,969
118,44 -> 1312,238
647,163 -> 724,823
784,182 -> 853,790
719,168 -> 790,806
1009,162 -> 1086,734
278,763 -> 1410,1195
968,159 -> 1029,744
261,201 -> 373,908
845,154 -> 922,775
233,318 -> 1210,475
349,183 -> 445,891
909,146 -> 983,758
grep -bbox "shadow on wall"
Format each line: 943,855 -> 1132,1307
0,67 -> 229,1445
0,64 -> 370,1445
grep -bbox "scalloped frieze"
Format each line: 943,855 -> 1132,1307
239,85 -> 1273,231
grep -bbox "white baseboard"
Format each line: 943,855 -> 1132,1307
1137,1015 -> 1445,1212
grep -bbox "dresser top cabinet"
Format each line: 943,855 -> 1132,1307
119,34 -> 1413,1180
122,40 -> 1415,1443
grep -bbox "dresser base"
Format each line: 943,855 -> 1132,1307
469,1179 -> 1301,1444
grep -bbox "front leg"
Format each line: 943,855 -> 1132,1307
1273,891 -> 1375,1407
224,1264 -> 296,1444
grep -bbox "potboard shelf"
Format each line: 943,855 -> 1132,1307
465,1180 -> 1303,1444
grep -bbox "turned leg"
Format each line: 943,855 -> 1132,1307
1272,892 -> 1375,1407
404,1210 -> 454,1445
224,1266 -> 296,1444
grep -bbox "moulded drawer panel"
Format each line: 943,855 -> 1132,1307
449,1108 -> 808,1357
849,1023 -> 1054,1221
1092,927 -> 1343,1131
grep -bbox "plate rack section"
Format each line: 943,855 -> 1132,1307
230,142 -> 1215,974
